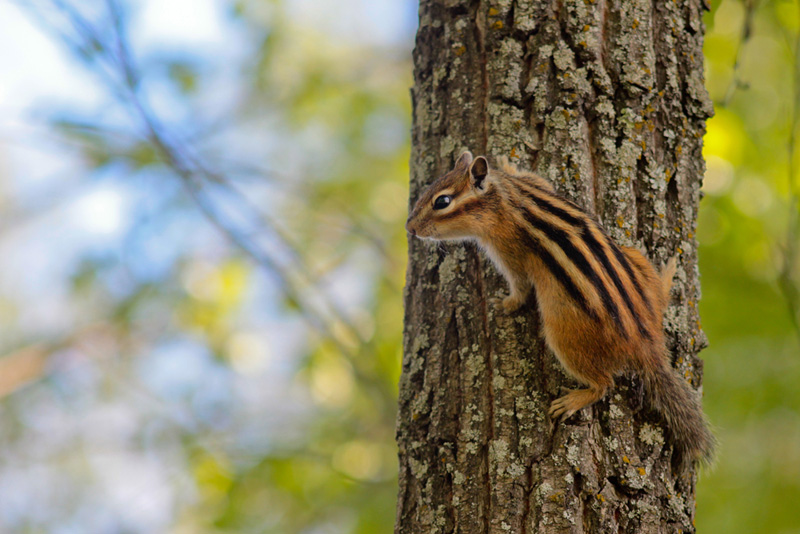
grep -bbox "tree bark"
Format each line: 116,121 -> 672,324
398,0 -> 713,533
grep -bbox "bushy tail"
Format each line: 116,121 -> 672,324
643,362 -> 716,471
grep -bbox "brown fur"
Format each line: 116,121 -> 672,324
406,151 -> 716,469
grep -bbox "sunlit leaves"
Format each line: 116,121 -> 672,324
193,451 -> 235,503
178,259 -> 251,354
703,109 -> 746,165
697,1 -> 800,531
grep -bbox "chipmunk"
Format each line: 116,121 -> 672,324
406,151 -> 715,468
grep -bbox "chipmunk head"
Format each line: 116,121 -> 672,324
406,151 -> 500,241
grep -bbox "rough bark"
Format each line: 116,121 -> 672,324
397,0 -> 713,533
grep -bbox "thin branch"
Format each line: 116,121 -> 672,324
183,179 -> 363,358
780,9 -> 800,344
100,0 -> 366,350
720,0 -> 758,107
20,0 -> 369,355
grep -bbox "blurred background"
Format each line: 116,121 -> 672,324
0,0 -> 796,532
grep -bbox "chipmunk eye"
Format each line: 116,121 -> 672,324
433,195 -> 452,210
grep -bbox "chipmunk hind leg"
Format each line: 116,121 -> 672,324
544,318 -> 617,421
548,354 -> 613,421
548,383 -> 609,421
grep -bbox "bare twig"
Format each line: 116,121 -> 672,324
19,0 -> 370,356
780,14 -> 800,343
720,0 -> 758,107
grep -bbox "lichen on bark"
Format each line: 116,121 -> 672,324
398,1 -> 712,532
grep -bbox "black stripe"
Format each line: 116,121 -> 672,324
437,204 -> 473,221
610,244 -> 654,315
582,228 -> 652,340
510,180 -> 584,226
514,202 -> 626,336
511,180 -> 654,336
515,227 -> 599,323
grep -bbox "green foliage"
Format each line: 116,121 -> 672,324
698,1 -> 800,532
0,0 -> 410,532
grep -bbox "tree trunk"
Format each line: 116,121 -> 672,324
398,0 -> 713,532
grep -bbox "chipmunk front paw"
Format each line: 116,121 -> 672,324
490,294 -> 524,314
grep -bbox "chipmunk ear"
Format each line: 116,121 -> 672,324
454,150 -> 473,171
469,156 -> 489,190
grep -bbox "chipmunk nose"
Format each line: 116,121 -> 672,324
405,218 -> 417,236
